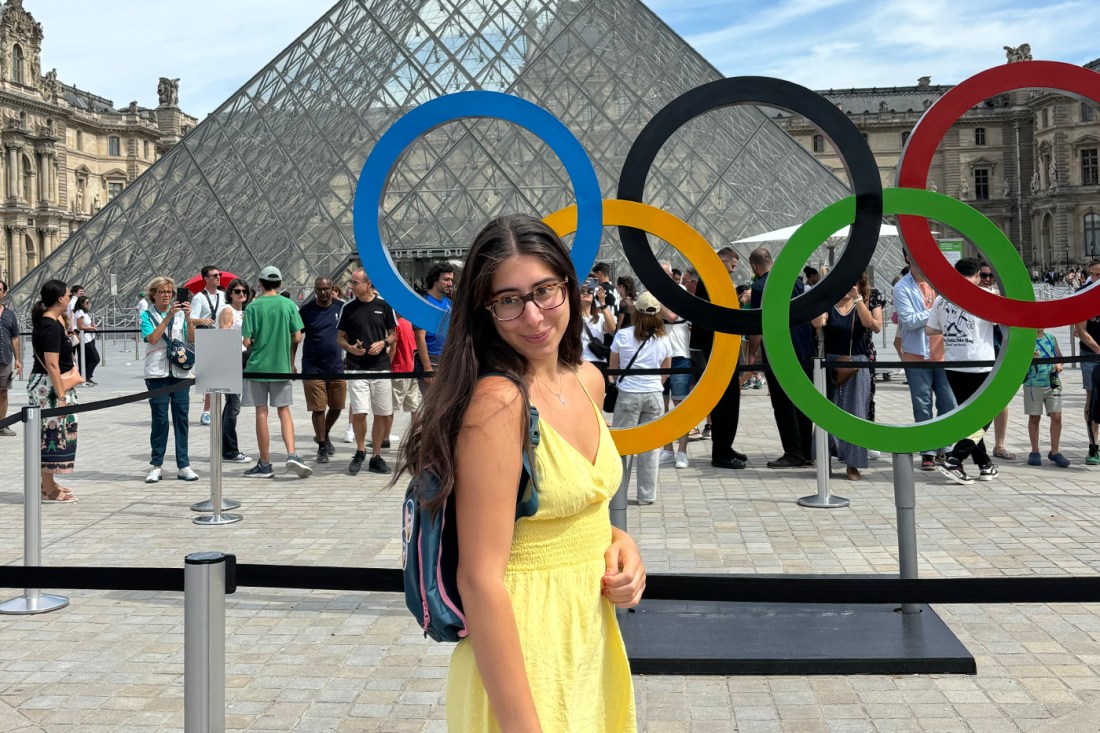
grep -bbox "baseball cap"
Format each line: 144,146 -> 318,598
633,291 -> 662,315
259,265 -> 282,282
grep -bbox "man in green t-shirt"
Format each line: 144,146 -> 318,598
241,266 -> 311,479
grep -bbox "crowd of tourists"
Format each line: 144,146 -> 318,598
5,249 -> 1100,505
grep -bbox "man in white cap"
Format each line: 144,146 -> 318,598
241,265 -> 311,479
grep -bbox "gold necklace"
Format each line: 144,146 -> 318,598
535,369 -> 566,406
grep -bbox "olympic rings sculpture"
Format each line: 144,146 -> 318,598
353,60 -> 1100,455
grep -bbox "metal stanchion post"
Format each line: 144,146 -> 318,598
135,328 -> 140,360
798,357 -> 849,508
0,407 -> 69,615
610,455 -> 632,532
892,453 -> 921,615
100,332 -> 107,367
78,334 -> 86,378
192,391 -> 241,524
184,551 -> 229,733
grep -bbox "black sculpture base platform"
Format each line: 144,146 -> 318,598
619,600 -> 975,676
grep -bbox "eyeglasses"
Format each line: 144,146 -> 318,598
155,289 -> 174,295
206,272 -> 221,279
486,280 -> 568,322
979,273 -> 994,279
314,286 -> 333,292
350,279 -> 366,286
230,288 -> 247,295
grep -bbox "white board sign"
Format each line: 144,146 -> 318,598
195,329 -> 243,395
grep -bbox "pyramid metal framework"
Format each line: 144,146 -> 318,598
8,0 -> 902,317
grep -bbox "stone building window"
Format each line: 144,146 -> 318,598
1086,214 -> 1100,257
1082,103 -> 1095,123
11,44 -> 23,84
901,131 -> 910,148
21,155 -> 32,201
75,130 -> 82,150
812,134 -> 824,153
974,168 -> 990,201
143,140 -> 149,159
974,127 -> 986,146
108,136 -> 120,156
1083,148 -> 1099,186
107,181 -> 123,201
1042,107 -> 1049,127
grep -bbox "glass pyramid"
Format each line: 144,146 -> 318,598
8,0 -> 901,318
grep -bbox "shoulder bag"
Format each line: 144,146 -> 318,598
604,336 -> 650,412
150,310 -> 195,371
583,321 -> 611,361
402,373 -> 540,643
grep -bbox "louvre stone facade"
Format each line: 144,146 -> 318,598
0,0 -> 196,288
774,47 -> 1100,271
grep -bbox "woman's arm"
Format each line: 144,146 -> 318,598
608,350 -> 620,384
182,303 -> 195,342
145,307 -> 175,344
856,301 -> 882,333
604,527 -> 646,608
659,355 -> 671,385
811,311 -> 828,328
218,307 -> 235,329
454,378 -> 542,733
43,351 -> 65,402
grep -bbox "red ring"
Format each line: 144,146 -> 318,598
897,61 -> 1100,328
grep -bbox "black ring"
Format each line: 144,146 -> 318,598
616,76 -> 884,334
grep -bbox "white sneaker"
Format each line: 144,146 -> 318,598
177,466 -> 199,481
659,449 -> 675,465
145,466 -> 162,483
675,451 -> 689,469
867,449 -> 881,460
343,425 -> 355,443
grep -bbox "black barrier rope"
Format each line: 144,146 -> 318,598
3,564 -> 1100,605
17,329 -> 142,337
2,350 -> 1096,427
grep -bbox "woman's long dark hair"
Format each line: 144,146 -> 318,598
396,214 -> 584,513
32,279 -> 67,326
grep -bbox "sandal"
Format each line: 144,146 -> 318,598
41,490 -> 77,503
993,447 -> 1016,460
687,428 -> 703,441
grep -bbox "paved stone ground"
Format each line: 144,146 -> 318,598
2,328 -> 1100,732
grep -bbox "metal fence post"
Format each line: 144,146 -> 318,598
184,551 -> 229,733
799,357 -> 849,509
892,453 -> 921,615
78,335 -> 86,378
610,455 -> 632,532
192,391 -> 241,523
0,406 -> 69,615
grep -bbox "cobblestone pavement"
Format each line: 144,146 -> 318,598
2,331 -> 1100,732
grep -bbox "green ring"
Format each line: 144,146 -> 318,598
761,187 -> 1037,454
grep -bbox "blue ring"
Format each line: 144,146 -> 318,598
353,91 -> 602,332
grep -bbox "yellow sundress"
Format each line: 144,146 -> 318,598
446,385 -> 636,732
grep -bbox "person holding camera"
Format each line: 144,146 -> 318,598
140,276 -> 198,483
579,278 -> 614,368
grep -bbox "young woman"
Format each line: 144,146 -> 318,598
140,276 -> 197,483
72,295 -> 100,386
609,292 -> 672,503
397,214 -> 644,731
29,279 -> 79,503
811,272 -> 882,480
218,278 -> 252,463
579,279 -> 615,367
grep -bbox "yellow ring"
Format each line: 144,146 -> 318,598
543,200 -> 741,455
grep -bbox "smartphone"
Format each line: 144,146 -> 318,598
176,286 -> 191,305
583,277 -> 598,291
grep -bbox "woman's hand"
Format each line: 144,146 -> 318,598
847,285 -> 860,301
603,529 -> 646,608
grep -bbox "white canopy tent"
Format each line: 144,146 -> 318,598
733,222 -> 898,244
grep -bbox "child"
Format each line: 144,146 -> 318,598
1024,328 -> 1068,467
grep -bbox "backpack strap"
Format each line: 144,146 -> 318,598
479,372 -> 540,520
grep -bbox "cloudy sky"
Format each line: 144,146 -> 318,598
28,0 -> 1098,118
